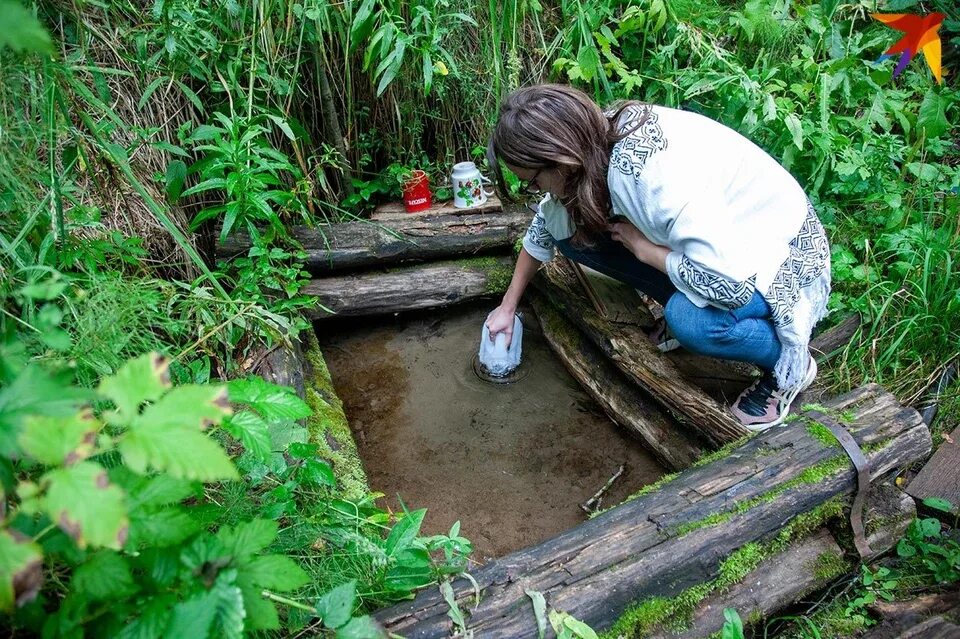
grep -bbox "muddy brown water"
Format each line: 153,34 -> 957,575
317,302 -> 665,562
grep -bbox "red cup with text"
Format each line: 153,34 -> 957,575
402,170 -> 432,213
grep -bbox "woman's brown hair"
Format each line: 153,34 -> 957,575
486,84 -> 645,246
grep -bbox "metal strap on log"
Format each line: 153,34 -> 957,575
807,410 -> 873,559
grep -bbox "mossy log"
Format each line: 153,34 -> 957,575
374,384 -> 931,638
529,292 -> 705,471
217,208 -> 529,274
648,529 -> 845,639
302,256 -> 514,318
533,258 -> 749,446
251,332 -> 369,500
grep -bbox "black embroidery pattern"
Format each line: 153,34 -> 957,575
524,209 -> 555,252
766,201 -> 831,325
676,256 -> 757,309
611,105 -> 668,180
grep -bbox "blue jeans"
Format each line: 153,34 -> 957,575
555,236 -> 782,372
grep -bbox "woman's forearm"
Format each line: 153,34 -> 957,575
500,247 -> 542,310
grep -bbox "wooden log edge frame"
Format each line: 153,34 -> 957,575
217,206 -> 530,274
375,384 -> 931,638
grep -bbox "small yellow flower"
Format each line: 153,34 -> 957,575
434,61 -> 449,76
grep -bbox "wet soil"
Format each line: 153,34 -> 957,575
317,302 -> 665,562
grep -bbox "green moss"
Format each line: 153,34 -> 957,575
805,420 -> 841,448
590,471 -> 681,519
303,332 -> 370,500
812,549 -> 850,581
513,236 -> 524,256
691,437 -> 750,468
602,496 -> 848,638
485,265 -> 513,294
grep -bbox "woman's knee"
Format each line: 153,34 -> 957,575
664,293 -> 736,349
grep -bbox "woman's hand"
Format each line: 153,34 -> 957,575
609,222 -> 670,273
485,304 -> 517,346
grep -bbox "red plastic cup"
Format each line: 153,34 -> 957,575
402,170 -> 432,213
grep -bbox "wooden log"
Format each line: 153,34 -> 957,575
863,594 -> 960,639
217,207 -> 529,274
533,258 -> 749,446
810,313 -> 862,362
374,384 -> 931,638
906,424 -> 960,515
649,529 -> 845,639
530,292 -> 706,471
302,256 -> 514,318
864,481 -> 917,558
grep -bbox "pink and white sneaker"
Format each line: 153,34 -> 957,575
730,355 -> 818,431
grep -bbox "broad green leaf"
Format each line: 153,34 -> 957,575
576,45 -> 601,82
549,610 -> 598,639
164,570 -> 246,639
227,377 -> 311,421
349,0 -> 377,52
238,581 -> 280,630
72,550 -> 137,600
240,555 -> 309,591
41,462 -> 129,549
385,547 -> 432,591
120,422 -> 237,481
785,113 -> 804,150
302,459 -> 337,487
918,92 -> 949,139
99,353 -> 170,421
721,608 -> 744,639
922,497 -> 954,513
120,384 -> 235,481
223,411 -> 272,462
0,0 -> 53,54
128,506 -> 200,547
217,519 -> 278,558
115,595 -> 175,639
337,615 -> 383,639
165,160 -> 187,201
441,580 -> 465,630
0,530 -> 42,612
376,40 -> 406,96
316,579 -> 357,629
384,508 -> 426,557
125,474 -> 199,509
526,589 -> 548,639
0,364 -> 91,455
19,410 -> 99,466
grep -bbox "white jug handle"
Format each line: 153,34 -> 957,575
480,175 -> 496,198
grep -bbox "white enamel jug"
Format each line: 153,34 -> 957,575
451,161 -> 495,209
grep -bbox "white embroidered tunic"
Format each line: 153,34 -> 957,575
521,104 -> 831,391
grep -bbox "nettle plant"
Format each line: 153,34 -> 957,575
0,353 -> 378,636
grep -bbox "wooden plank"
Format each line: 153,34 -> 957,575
217,206 -> 529,274
530,292 -> 705,471
906,424 -> 960,512
302,256 -> 513,319
374,384 -> 931,638
372,195 -> 503,220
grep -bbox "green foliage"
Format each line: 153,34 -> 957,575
0,0 -> 53,54
721,608 -> 745,639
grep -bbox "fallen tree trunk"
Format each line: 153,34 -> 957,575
530,292 -> 705,471
650,529 -> 845,639
303,256 -> 514,318
533,258 -> 750,446
375,384 -> 931,638
218,209 -> 528,274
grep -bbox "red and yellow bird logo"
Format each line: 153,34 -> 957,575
871,12 -> 946,84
